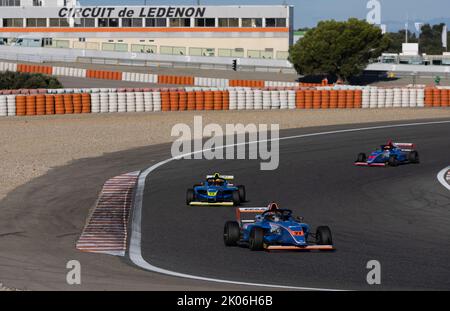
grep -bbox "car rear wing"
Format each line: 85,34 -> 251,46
206,174 -> 234,180
235,207 -> 268,224
393,142 -> 416,152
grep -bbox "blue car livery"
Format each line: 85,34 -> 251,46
224,204 -> 334,251
355,141 -> 420,167
186,173 -> 246,206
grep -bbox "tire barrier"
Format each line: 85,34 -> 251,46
0,95 -> 7,117
4,93 -> 92,116
230,80 -> 265,88
86,70 -> 122,81
2,86 -> 448,117
0,61 -> 17,72
122,72 -> 157,84
195,77 -> 229,88
17,64 -> 52,75
158,75 -> 194,86
52,66 -> 86,78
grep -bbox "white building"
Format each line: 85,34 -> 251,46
0,1 -> 294,60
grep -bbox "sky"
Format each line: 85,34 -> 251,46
82,0 -> 450,29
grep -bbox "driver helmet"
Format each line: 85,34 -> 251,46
272,215 -> 280,222
384,140 -> 394,150
268,202 -> 279,211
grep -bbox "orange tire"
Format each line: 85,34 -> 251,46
321,90 -> 330,109
26,95 -> 36,116
161,91 -> 170,111
187,92 -> 196,110
54,95 -> 65,114
346,90 -> 355,109
169,91 -> 179,111
304,90 -> 313,109
15,95 -> 27,116
195,91 -> 204,110
45,94 -> 55,115
329,90 -> 338,109
312,90 -> 321,109
81,93 -> 91,113
338,90 -> 346,109
63,94 -> 74,114
424,88 -> 434,107
296,90 -> 305,109
178,91 -> 187,111
35,95 -> 46,115
223,91 -> 230,110
73,93 -> 82,113
433,89 -> 441,107
213,91 -> 223,110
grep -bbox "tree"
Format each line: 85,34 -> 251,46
419,23 -> 447,55
384,30 -> 418,53
0,71 -> 62,90
289,18 -> 390,82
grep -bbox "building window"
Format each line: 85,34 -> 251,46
98,18 -> 119,27
32,0 -> 42,6
242,18 -> 262,28
49,18 -> 69,27
195,18 -> 215,27
122,18 -> 143,27
2,18 -> 23,27
218,18 -> 239,27
0,0 -> 21,6
265,18 -> 287,27
145,18 -> 167,27
26,18 -> 47,27
169,18 -> 190,27
74,18 -> 95,27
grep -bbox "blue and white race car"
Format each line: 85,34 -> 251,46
186,173 -> 246,206
355,140 -> 420,167
223,203 -> 334,251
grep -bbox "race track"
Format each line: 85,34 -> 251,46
137,121 -> 450,290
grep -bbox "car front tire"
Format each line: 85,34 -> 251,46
224,221 -> 240,246
186,189 -> 195,205
232,191 -> 240,206
357,153 -> 367,162
316,226 -> 333,245
249,227 -> 265,251
237,185 -> 246,202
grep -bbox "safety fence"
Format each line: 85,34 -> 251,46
1,86 -> 448,117
0,60 -> 327,89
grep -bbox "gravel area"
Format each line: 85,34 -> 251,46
1,108 -> 449,203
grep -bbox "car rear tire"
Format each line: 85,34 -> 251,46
237,185 -> 246,202
388,155 -> 399,167
357,153 -> 367,162
223,221 -> 240,246
316,226 -> 333,245
186,189 -> 195,205
249,227 -> 265,251
232,191 -> 240,206
408,151 -> 420,164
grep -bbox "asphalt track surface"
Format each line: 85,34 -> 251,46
139,121 -> 450,291
0,119 -> 449,290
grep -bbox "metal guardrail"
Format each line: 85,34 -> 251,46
0,46 -> 296,74
77,56 -> 294,73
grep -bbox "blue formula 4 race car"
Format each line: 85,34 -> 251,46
223,203 -> 335,251
355,141 -> 420,167
186,173 -> 246,206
